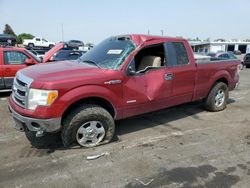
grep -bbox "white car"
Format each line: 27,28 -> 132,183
23,37 -> 55,48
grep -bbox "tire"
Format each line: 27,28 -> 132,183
246,65 -> 250,68
28,43 -> 34,48
49,44 -> 54,49
61,104 -> 115,148
204,82 -> 229,112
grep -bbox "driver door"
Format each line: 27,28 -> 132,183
122,43 -> 173,118
3,50 -> 28,88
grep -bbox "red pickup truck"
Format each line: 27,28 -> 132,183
8,34 -> 240,148
0,47 -> 42,91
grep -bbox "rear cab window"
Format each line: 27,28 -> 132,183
164,42 -> 190,67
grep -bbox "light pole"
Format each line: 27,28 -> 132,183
161,29 -> 164,36
61,23 -> 64,41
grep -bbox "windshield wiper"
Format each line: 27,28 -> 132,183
81,60 -> 100,68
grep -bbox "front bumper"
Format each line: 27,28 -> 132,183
9,105 -> 61,133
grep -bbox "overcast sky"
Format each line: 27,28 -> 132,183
0,0 -> 249,44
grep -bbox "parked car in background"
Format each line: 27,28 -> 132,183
9,34 -> 241,148
50,50 -> 85,61
42,42 -> 85,62
23,37 -> 55,49
67,40 -> 84,48
207,52 -> 244,69
233,50 -> 242,55
207,52 -> 238,60
0,47 -> 41,91
0,34 -> 17,46
243,53 -> 250,68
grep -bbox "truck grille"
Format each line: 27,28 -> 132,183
12,78 -> 28,108
12,72 -> 33,109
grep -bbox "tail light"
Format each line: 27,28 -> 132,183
237,64 -> 242,74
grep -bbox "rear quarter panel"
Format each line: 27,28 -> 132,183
193,60 -> 240,100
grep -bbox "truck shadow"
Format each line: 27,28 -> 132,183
0,91 -> 11,98
25,99 -> 236,151
115,101 -> 204,136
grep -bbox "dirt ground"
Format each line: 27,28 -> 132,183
0,69 -> 250,188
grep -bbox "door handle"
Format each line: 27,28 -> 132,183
165,73 -> 174,81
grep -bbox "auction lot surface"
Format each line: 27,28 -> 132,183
0,70 -> 250,188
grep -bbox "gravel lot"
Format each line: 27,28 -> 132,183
0,69 -> 250,188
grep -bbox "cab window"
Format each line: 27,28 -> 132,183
4,51 -> 28,65
164,42 -> 189,67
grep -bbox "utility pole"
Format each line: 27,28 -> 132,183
61,23 -> 64,41
147,29 -> 150,35
161,29 -> 164,36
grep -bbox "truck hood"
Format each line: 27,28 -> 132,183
42,42 -> 65,63
19,60 -> 111,89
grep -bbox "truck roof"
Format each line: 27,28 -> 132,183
121,34 -> 186,46
0,46 -> 26,51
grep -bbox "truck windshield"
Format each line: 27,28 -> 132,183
78,37 -> 136,70
25,50 -> 42,63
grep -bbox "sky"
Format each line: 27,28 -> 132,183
0,0 -> 249,44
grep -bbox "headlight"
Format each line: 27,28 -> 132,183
28,89 -> 58,110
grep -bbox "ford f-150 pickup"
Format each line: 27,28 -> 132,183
8,34 -> 241,148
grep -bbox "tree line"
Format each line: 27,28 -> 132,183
2,24 -> 34,44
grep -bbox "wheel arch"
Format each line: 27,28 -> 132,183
61,96 -> 116,125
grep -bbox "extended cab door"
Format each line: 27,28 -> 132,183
123,42 -> 173,118
164,41 -> 196,105
2,50 -> 29,88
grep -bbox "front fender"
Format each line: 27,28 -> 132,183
57,85 -> 123,117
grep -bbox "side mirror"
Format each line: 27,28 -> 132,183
25,59 -> 34,65
127,66 -> 136,75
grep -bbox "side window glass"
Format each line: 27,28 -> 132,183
4,51 -> 28,65
164,43 -> 177,67
36,38 -> 41,41
173,42 -> 189,65
165,42 -> 189,67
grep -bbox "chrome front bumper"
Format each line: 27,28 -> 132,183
9,106 -> 61,135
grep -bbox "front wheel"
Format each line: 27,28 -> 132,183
204,82 -> 229,112
61,105 -> 115,148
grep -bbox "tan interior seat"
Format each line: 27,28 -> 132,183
138,56 -> 161,71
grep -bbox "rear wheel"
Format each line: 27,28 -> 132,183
61,104 -> 115,147
204,82 -> 229,112
28,43 -> 34,48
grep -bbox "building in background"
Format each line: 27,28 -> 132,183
190,40 -> 250,54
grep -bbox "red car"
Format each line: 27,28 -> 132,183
0,47 -> 41,91
9,34 -> 241,148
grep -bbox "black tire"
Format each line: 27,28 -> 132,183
49,44 -> 54,49
28,43 -> 34,48
246,65 -> 250,68
61,104 -> 115,148
204,82 -> 229,112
